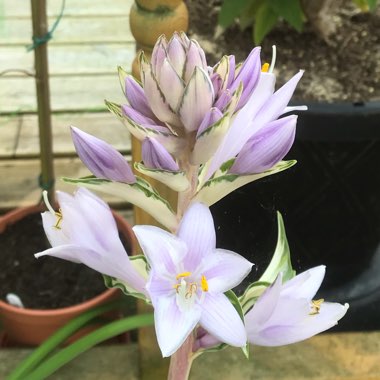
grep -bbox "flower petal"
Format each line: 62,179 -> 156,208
200,293 -> 247,347
177,203 -> 216,271
178,67 -> 214,132
229,47 -> 261,109
151,35 -> 168,76
133,225 -> 187,276
196,107 -> 223,137
281,266 -> 326,300
253,70 -> 304,129
41,211 -> 70,247
191,112 -> 230,165
35,243 -> 147,295
214,89 -> 232,111
142,137 -> 179,171
205,72 -> 276,181
71,127 -> 136,183
121,104 -> 162,128
142,66 -> 182,127
245,274 -> 283,326
124,76 -> 158,120
167,34 -> 186,76
201,249 -> 253,293
158,58 -> 185,111
146,270 -> 174,305
230,115 -> 297,174
249,302 -> 348,347
154,296 -> 201,357
183,40 -> 208,83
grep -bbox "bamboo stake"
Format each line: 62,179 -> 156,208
31,0 -> 55,203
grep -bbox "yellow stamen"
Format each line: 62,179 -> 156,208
176,272 -> 191,280
53,209 -> 63,230
261,62 -> 270,72
173,283 -> 181,292
201,275 -> 208,292
309,298 -> 324,315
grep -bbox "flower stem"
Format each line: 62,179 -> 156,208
167,334 -> 195,380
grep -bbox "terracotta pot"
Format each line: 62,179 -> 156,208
0,204 -> 137,346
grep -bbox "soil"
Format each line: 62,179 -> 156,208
186,0 -> 380,102
0,212 -> 131,309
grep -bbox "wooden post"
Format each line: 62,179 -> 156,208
30,0 -> 55,203
129,1 -> 188,378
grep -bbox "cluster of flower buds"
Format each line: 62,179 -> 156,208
71,32 -> 304,197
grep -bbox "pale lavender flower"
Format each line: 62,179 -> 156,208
245,267 -> 349,347
142,138 -> 180,171
71,127 -> 136,183
229,115 -> 297,175
133,203 -> 253,357
205,70 -> 304,180
35,188 -> 147,296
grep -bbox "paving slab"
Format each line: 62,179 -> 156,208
1,332 -> 380,379
0,344 -> 139,380
192,331 -> 380,380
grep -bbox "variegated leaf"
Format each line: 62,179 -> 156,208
239,212 -> 296,313
224,81 -> 243,115
121,112 -> 181,154
191,113 -> 231,165
118,66 -> 129,96
239,281 -> 270,314
134,162 -> 190,192
62,176 -> 178,231
259,211 -> 295,284
194,160 -> 296,206
214,55 -> 230,90
105,99 -> 123,119
225,290 -> 249,359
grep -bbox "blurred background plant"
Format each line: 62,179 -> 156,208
218,0 -> 378,44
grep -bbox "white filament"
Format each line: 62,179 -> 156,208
269,45 -> 277,73
42,190 -> 55,215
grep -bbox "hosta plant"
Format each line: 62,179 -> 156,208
34,32 -> 348,380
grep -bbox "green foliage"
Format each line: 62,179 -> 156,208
218,0 -> 304,44
20,314 -> 154,380
219,0 -> 378,44
218,0 -> 251,27
7,301 -> 147,380
353,0 -> 378,11
253,2 -> 279,44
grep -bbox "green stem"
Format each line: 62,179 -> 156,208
21,313 -> 154,380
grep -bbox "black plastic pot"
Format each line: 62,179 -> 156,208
211,102 -> 380,331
